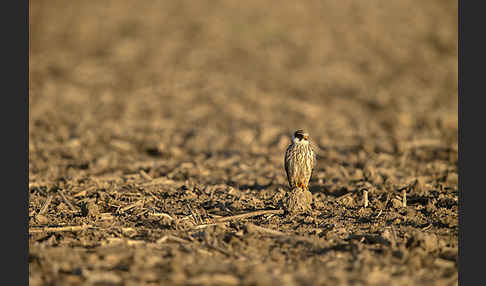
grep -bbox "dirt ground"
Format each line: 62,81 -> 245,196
29,1 -> 458,285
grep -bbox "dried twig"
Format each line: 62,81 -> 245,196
38,193 -> 55,215
363,189 -> 369,208
193,209 -> 284,230
150,212 -> 174,220
205,242 -> 232,257
330,192 -> 353,202
119,200 -> 144,213
193,222 -> 227,230
402,189 -> 407,208
376,209 -> 383,218
214,209 -> 284,223
29,224 -> 94,234
246,223 -> 287,236
156,235 -> 191,244
377,192 -> 391,218
188,205 -> 205,225
73,186 -> 96,198
57,189 -> 76,211
139,170 -> 153,181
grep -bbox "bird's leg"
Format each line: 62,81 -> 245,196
300,180 -> 307,191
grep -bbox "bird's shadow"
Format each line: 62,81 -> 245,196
228,180 -> 275,191
309,184 -> 350,199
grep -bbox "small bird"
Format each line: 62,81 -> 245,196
284,129 -> 316,191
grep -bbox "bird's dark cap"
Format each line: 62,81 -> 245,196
294,129 -> 305,136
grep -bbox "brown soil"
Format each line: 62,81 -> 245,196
29,1 -> 458,285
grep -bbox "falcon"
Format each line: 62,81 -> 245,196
284,129 -> 316,191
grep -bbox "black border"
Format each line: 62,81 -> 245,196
459,0 -> 481,285
3,0 -> 29,285
458,0 -> 462,283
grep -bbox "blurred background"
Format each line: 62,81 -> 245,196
29,2 -> 458,284
29,0 -> 457,181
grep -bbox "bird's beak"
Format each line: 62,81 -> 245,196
303,135 -> 308,140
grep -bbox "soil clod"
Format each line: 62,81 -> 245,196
284,187 -> 313,214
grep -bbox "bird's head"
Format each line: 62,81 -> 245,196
292,129 -> 310,144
